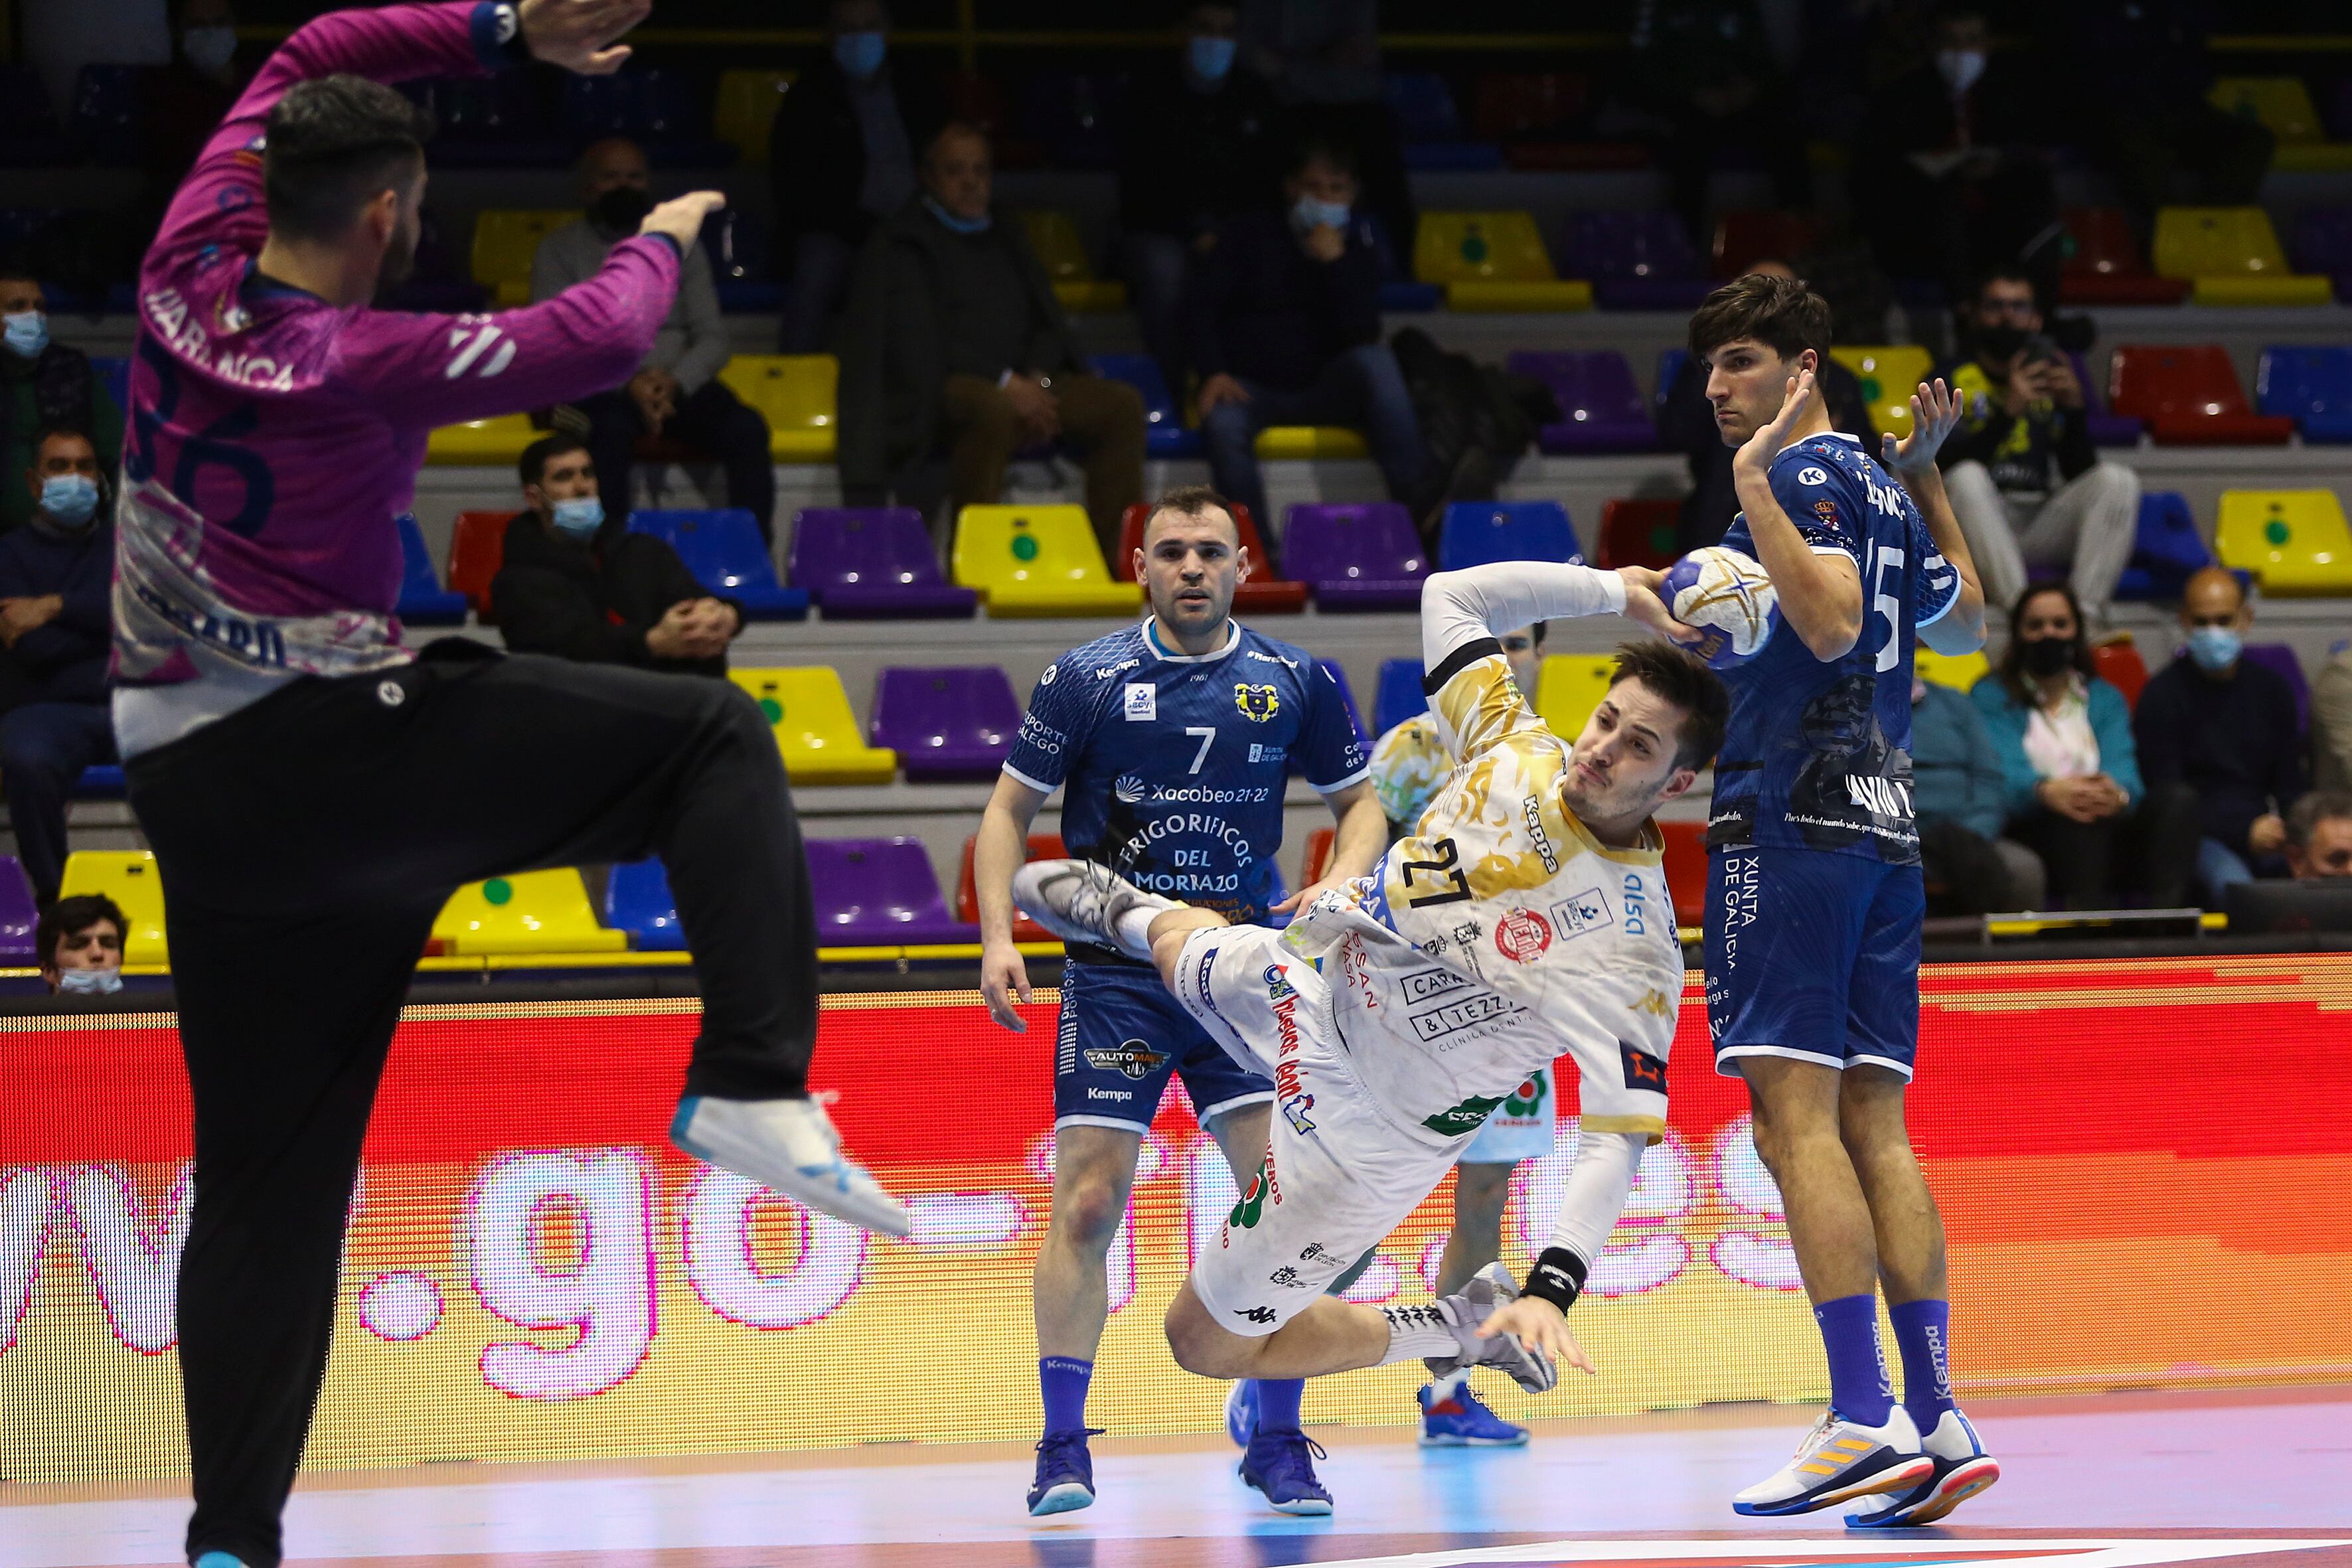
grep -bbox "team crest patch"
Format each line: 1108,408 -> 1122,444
1812,498 -> 1840,522
1234,682 -> 1281,722
1618,1040 -> 1668,1091
1494,907 -> 1553,964
1084,1040 -> 1169,1081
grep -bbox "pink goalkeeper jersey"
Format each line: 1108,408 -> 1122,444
112,1 -> 681,755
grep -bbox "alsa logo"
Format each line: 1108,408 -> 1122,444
1084,1041 -> 1168,1081
1235,683 -> 1281,722
1493,907 -> 1553,964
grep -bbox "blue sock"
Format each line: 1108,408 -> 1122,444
1812,1294 -> 1894,1427
1888,1298 -> 1955,1433
1254,1377 -> 1304,1434
1039,1356 -> 1093,1437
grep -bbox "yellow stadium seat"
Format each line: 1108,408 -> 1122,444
2214,489 -> 2352,597
1052,280 -> 1130,313
1829,345 -> 1934,437
1914,645 -> 1990,693
951,504 -> 1144,618
1255,426 -> 1370,459
1016,212 -> 1128,313
1414,212 -> 1589,310
1444,279 -> 1593,312
729,667 -> 900,784
424,412 -> 539,465
2152,207 -> 2332,306
717,354 -> 836,461
433,869 -> 626,955
58,850 -> 169,967
714,68 -> 795,169
2208,77 -> 2352,171
469,209 -> 581,307
1532,653 -> 1618,739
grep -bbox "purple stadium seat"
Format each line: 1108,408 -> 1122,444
1283,503 -> 1428,611
1563,211 -> 1712,311
789,508 -> 978,619
805,838 -> 975,946
1509,351 -> 1658,454
2071,351 -> 2144,448
870,667 -> 1020,781
2242,644 -> 2311,736
0,856 -> 34,960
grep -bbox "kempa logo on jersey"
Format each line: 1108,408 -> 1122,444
1846,775 -> 1916,817
1083,1042 -> 1169,1081
1091,657 -> 1138,680
1234,683 -> 1281,722
1522,795 -> 1560,873
1797,465 -> 1830,486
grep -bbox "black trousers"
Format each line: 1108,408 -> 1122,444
1919,817 -> 2013,917
578,377 -> 777,544
126,649 -> 819,1568
2009,781 -> 2201,910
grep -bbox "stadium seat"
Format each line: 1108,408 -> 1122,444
1283,503 -> 1428,611
2114,491 -> 2212,601
1595,498 -> 1681,570
58,851 -> 167,965
2070,350 -> 2144,448
70,64 -> 143,165
2214,490 -> 2352,595
1316,659 -> 1370,747
702,206 -> 777,311
434,869 -> 626,955
1437,500 -> 1583,570
1383,72 -> 1501,170
394,514 -> 467,625
1532,654 -> 1616,738
1373,658 -> 1428,736
603,858 -> 686,951
626,509 -> 808,620
1413,212 -> 1592,311
470,209 -> 580,307
714,68 -> 795,169
2243,644 -> 2313,734
1092,353 -> 1201,458
1563,210 -> 1711,311
806,838 -> 973,947
447,510 -> 514,619
2209,77 -> 2352,173
1509,351 -> 1658,453
1017,210 -> 1126,313
729,667 -> 900,783
716,354 -> 836,461
1253,426 -> 1370,458
1829,346 -> 1934,437
788,508 -> 977,618
76,765 -> 124,796
2290,206 -> 2352,299
951,505 -> 1142,617
1114,501 -> 1305,613
2151,207 -> 2332,307
954,832 -> 1065,942
1713,212 -> 1814,280
1471,72 -> 1646,171
2108,345 -> 2294,445
425,412 -> 538,465
1654,348 -> 1690,414
89,355 -> 129,415
0,856 -> 35,961
1914,645 -> 1990,693
1301,826 -> 1336,886
2256,346 -> 2352,443
2059,206 -> 2191,305
2090,639 -> 2150,710
869,666 -> 1020,781
1659,819 -> 1707,927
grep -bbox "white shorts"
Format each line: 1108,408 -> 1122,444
1170,923 -> 1468,1335
1459,1063 -> 1557,1165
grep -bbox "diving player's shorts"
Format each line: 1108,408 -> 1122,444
1055,958 -> 1272,1134
1460,1065 -> 1555,1164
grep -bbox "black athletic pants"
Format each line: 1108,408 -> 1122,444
126,649 -> 819,1568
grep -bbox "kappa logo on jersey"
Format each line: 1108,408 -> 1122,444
1633,987 -> 1674,1018
1083,1040 -> 1170,1081
1234,682 -> 1281,722
1619,1040 -> 1669,1091
1423,1091 -> 1508,1136
1235,1304 -> 1279,1323
1522,795 -> 1560,873
1494,907 -> 1553,964
1123,682 -> 1156,720
1798,465 -> 1830,486
1548,886 -> 1614,941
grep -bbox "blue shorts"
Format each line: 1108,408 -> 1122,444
1055,959 -> 1274,1133
1703,846 -> 1923,1080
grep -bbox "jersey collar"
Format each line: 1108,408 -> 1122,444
1557,799 -> 1666,866
1777,430 -> 1863,457
1143,616 -> 1241,665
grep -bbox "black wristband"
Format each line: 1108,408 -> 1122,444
1524,1246 -> 1587,1311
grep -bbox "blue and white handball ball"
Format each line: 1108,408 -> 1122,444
1661,546 -> 1779,669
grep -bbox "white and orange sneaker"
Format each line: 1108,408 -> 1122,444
1845,1408 -> 2000,1527
1732,1407 -> 1933,1517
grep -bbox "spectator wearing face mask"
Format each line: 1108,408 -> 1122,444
1910,669 -> 2044,915
37,892 -> 127,998
769,0 -> 932,354
1935,268 -> 2137,627
492,435 -> 744,679
145,0 -> 248,215
2132,567 -> 2306,903
0,266 -> 123,537
1970,583 -> 2199,909
0,428 -> 118,907
532,137 -> 778,543
2285,793 -> 2352,881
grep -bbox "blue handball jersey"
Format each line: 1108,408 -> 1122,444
1715,431 -> 1961,864
1004,620 -> 1369,960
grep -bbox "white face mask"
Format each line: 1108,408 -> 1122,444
1936,48 -> 1986,94
57,965 -> 124,995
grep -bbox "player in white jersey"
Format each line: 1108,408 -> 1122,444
1014,561 -> 1728,1394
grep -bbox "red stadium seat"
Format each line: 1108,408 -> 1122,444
955,832 -> 1067,944
1301,826 -> 1336,886
1713,212 -> 1815,279
2092,639 -> 2151,710
1660,819 -> 1707,927
2108,345 -> 2295,445
1596,499 -> 1681,570
1115,501 -> 1308,613
447,509 -> 515,620
2059,207 -> 2193,306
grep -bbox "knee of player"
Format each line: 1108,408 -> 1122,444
1052,1167 -> 1131,1251
1149,911 -> 1223,987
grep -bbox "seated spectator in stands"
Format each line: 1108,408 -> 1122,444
2286,793 -> 2352,880
1660,260 -> 1872,551
1912,669 -> 2045,915
2133,567 -> 2306,903
836,123 -> 1146,558
2310,641 -> 2352,797
492,435 -> 743,679
1971,583 -> 2199,909
1624,0 -> 1809,248
38,892 -> 127,996
1857,7 -> 2057,301
532,138 -> 777,544
1936,268 -> 2136,627
0,428 -> 117,908
0,267 -> 123,536
769,0 -> 929,354
2060,1 -> 2270,234
143,0 -> 246,220
1239,0 -> 1412,260
1117,1 -> 1277,398
1186,137 -> 1427,534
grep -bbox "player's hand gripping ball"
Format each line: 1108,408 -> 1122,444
1661,546 -> 1778,670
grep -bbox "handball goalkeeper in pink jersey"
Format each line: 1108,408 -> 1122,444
116,4 -> 904,1564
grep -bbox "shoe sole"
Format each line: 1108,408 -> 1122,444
1027,1482 -> 1094,1516
1855,1457 -> 2001,1528
670,1099 -> 911,1238
1418,1429 -> 1531,1448
1733,1452 -> 1936,1517
1239,1461 -> 1334,1516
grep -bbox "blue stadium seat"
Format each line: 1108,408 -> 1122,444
2113,491 -> 2212,601
1373,658 -> 1428,736
1091,353 -> 1200,457
76,766 -> 125,797
627,509 -> 809,620
1655,348 -> 1690,414
604,858 -> 686,951
1437,500 -> 1583,570
2257,345 -> 2352,443
703,207 -> 778,312
395,514 -> 469,625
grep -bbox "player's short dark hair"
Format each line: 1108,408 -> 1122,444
1140,483 -> 1241,544
38,894 -> 127,971
2286,791 -> 2352,850
1285,133 -> 1356,180
519,433 -> 592,491
1688,272 -> 1832,365
264,74 -> 433,243
1608,640 -> 1729,773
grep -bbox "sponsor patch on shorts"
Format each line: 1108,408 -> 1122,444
1619,1040 -> 1668,1092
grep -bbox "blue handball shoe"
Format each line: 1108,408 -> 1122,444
1026,1426 -> 1103,1516
1417,1378 -> 1530,1447
1239,1425 -> 1333,1515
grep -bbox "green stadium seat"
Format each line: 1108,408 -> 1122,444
2215,490 -> 2352,596
1413,211 -> 1592,311
433,869 -> 627,955
951,505 -> 1142,617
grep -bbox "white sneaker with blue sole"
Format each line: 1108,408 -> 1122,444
1733,1406 -> 1932,1517
671,1093 -> 909,1237
1846,1408 -> 2000,1527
